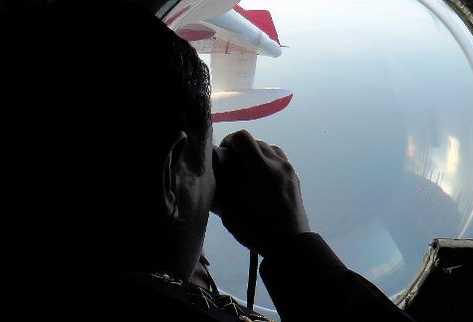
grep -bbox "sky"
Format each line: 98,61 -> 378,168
203,0 -> 473,313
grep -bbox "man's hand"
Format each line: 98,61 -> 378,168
212,130 -> 311,257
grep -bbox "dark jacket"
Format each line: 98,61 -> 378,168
118,233 -> 415,321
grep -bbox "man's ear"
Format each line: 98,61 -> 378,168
162,131 -> 188,221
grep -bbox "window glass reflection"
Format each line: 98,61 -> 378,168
204,0 -> 473,310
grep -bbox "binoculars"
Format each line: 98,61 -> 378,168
211,146 -> 235,215
212,146 -> 230,177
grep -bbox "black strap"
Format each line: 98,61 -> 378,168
247,251 -> 258,311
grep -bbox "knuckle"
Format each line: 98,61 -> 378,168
230,130 -> 252,146
281,160 -> 294,172
273,145 -> 285,155
221,133 -> 235,145
221,130 -> 252,149
257,140 -> 271,152
272,145 -> 288,160
236,129 -> 251,140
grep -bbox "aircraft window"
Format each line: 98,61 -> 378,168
201,0 -> 473,315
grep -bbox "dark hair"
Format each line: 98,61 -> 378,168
2,0 -> 212,214
1,0 -> 212,271
45,0 -> 212,174
161,30 -> 212,174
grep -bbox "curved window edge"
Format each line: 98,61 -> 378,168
447,0 -> 473,35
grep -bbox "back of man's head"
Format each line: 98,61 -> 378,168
47,0 -> 211,167
3,0 -> 211,265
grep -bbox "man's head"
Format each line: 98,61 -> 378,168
40,0 -> 215,278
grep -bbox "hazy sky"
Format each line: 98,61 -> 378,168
204,0 -> 473,312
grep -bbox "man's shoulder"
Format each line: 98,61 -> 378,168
116,272 -> 223,322
117,272 -> 182,307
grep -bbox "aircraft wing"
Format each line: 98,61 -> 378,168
163,0 -> 293,122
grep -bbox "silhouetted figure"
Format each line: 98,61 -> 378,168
2,1 -> 417,321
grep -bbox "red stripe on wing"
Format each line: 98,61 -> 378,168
177,24 -> 216,41
234,5 -> 280,45
212,94 -> 292,123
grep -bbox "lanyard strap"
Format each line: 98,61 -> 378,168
247,251 -> 258,311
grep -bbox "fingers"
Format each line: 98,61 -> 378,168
257,140 -> 288,162
271,145 -> 288,161
256,140 -> 275,159
220,130 -> 289,165
220,130 -> 265,164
